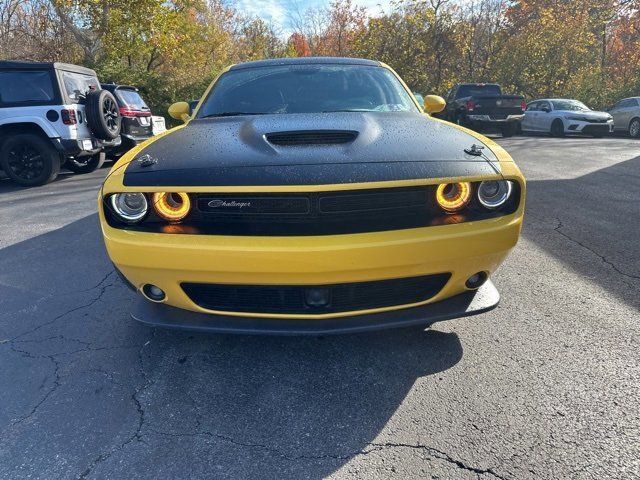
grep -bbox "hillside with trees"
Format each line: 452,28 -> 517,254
2,0 -> 639,116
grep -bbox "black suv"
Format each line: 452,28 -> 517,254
100,84 -> 153,157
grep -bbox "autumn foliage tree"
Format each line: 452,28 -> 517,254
2,0 -> 640,113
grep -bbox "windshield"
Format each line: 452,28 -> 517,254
197,64 -> 418,117
456,84 -> 501,98
62,71 -> 99,103
551,100 -> 590,111
115,89 -> 149,110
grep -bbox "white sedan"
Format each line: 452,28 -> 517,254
522,99 -> 613,137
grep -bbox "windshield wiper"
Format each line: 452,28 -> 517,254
201,112 -> 266,118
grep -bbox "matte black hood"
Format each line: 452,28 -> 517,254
124,112 -> 501,187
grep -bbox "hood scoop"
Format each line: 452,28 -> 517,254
265,130 -> 358,146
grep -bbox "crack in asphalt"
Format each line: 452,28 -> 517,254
6,272 -> 115,343
77,329 -> 157,480
8,345 -> 61,427
367,442 -> 508,479
553,218 -> 640,283
141,429 -> 507,479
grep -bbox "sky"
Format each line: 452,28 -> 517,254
230,0 -> 390,35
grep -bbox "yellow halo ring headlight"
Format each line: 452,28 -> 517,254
152,192 -> 191,222
436,182 -> 472,213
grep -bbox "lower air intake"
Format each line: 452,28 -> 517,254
181,273 -> 451,315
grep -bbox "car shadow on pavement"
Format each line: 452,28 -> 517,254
522,154 -> 640,309
0,214 -> 463,478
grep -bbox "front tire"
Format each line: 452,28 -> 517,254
629,118 -> 640,138
65,153 -> 104,174
550,119 -> 565,137
0,134 -> 60,186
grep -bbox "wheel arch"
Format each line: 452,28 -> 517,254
0,122 -> 56,147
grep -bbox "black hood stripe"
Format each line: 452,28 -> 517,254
123,112 -> 500,187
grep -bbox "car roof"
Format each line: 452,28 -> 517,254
228,57 -> 381,71
101,83 -> 139,92
0,60 -> 97,76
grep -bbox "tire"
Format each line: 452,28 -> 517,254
85,89 -> 121,140
550,119 -> 565,137
0,134 -> 60,186
65,153 -> 105,174
501,123 -> 516,137
628,118 -> 640,138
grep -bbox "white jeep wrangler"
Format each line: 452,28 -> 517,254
0,61 -> 122,186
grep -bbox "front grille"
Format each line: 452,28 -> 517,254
266,130 -> 358,146
582,124 -> 610,134
181,273 -> 451,315
192,186 -> 434,235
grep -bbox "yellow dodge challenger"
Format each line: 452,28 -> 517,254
99,57 -> 525,334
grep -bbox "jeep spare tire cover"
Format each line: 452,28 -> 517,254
85,89 -> 121,140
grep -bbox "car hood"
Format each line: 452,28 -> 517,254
557,110 -> 611,120
123,112 -> 502,187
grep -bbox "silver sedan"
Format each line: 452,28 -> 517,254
608,97 -> 640,138
522,99 -> 613,137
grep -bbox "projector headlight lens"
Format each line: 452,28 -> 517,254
110,193 -> 148,223
477,180 -> 513,209
152,192 -> 191,222
436,182 -> 472,213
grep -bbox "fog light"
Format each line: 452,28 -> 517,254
465,272 -> 488,290
305,288 -> 330,308
142,284 -> 165,301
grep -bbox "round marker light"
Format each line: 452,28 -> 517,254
477,180 -> 512,209
152,192 -> 191,222
110,193 -> 148,223
436,182 -> 472,213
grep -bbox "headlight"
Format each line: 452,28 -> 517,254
109,193 -> 148,223
436,182 -> 472,213
477,180 -> 513,209
152,192 -> 191,222
567,116 -> 588,122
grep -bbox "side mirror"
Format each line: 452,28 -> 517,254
423,95 -> 446,114
413,92 -> 425,109
168,101 -> 190,122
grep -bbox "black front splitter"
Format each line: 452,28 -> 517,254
130,280 -> 499,335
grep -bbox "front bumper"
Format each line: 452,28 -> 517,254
130,279 -> 500,334
102,210 -> 522,322
566,121 -> 614,135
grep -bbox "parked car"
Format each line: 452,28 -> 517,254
438,83 -> 525,137
522,99 -> 613,137
99,57 -> 525,334
101,83 -> 155,157
0,61 -> 121,186
608,97 -> 640,138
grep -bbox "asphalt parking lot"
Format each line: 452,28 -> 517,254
0,135 -> 638,479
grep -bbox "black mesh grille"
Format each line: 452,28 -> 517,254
266,130 -> 358,146
181,274 -> 451,315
